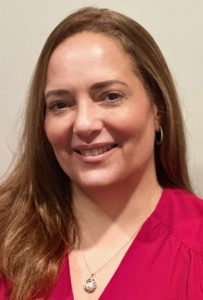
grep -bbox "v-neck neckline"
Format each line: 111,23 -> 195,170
66,188 -> 165,299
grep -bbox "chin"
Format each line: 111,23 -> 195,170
74,172 -> 119,189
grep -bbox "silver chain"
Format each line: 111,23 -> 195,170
79,228 -> 140,277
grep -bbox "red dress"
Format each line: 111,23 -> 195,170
1,188 -> 203,299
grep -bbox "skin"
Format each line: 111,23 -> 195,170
45,32 -> 159,194
44,32 -> 162,299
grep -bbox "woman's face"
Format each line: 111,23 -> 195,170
44,32 -> 159,190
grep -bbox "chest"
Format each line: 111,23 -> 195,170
68,245 -> 132,300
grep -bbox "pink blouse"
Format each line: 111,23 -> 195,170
1,188 -> 203,299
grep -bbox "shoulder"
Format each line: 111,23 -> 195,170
0,278 -> 10,299
161,188 -> 203,217
155,188 -> 203,254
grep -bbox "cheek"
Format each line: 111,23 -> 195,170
115,109 -> 156,147
111,113 -> 149,140
44,118 -> 71,150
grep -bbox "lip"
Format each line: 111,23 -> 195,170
72,143 -> 118,163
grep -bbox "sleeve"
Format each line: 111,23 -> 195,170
187,249 -> 203,299
0,279 -> 10,299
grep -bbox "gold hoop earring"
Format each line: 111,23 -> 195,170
156,127 -> 163,145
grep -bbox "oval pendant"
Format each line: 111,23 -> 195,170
83,275 -> 97,293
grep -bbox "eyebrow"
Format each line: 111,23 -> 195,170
45,89 -> 71,101
90,80 -> 128,90
45,80 -> 128,100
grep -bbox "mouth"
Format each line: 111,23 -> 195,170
74,144 -> 118,157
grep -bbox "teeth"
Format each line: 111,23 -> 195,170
79,145 -> 114,156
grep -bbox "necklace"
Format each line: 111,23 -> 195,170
80,229 -> 140,294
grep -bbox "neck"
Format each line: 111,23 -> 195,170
71,170 -> 162,248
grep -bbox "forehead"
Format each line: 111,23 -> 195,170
47,31 -> 135,72
45,32 -> 140,94
44,30 -> 161,118
45,31 -> 154,107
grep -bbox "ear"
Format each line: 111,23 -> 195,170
153,104 -> 160,131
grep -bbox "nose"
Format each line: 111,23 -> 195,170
73,100 -> 102,140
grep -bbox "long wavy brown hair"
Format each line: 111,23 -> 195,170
0,7 -> 192,300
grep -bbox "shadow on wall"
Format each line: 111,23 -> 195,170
191,166 -> 203,198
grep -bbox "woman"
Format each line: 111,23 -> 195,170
0,7 -> 202,300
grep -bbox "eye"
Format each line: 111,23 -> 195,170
46,100 -> 74,112
102,92 -> 124,102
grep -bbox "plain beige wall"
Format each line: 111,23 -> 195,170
0,0 -> 202,196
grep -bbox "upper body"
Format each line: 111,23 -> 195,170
52,188 -> 203,300
0,7 -> 200,300
1,188 -> 202,300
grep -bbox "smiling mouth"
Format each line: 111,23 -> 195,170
74,144 -> 117,157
